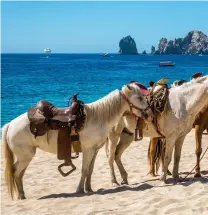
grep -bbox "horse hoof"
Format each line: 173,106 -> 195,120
173,176 -> 180,181
112,182 -> 120,187
18,195 -> 26,200
148,170 -> 157,177
150,173 -> 157,177
76,188 -> 85,194
167,170 -> 172,175
121,180 -> 128,185
85,188 -> 94,193
194,172 -> 201,178
160,174 -> 166,182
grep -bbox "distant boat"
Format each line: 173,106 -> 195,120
159,61 -> 175,67
100,53 -> 109,57
44,48 -> 51,53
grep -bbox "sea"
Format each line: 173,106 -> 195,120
1,53 -> 208,126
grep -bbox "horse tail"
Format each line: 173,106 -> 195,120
3,123 -> 17,200
148,138 -> 163,172
155,139 -> 163,173
105,137 -> 109,157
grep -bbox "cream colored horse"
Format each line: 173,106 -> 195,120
106,76 -> 208,186
3,83 -> 153,200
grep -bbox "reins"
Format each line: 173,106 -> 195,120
180,145 -> 208,182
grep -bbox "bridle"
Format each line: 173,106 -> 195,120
119,90 -> 152,141
119,90 -> 151,118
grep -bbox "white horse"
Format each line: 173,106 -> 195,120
106,76 -> 208,186
3,83 -> 153,200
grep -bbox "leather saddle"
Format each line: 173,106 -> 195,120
28,94 -> 85,177
147,78 -> 169,116
135,78 -> 169,140
28,94 -> 85,135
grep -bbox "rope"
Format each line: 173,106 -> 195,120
180,145 -> 208,182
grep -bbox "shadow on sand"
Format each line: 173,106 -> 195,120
38,176 -> 208,200
38,183 -> 153,200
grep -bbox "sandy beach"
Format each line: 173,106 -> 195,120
1,129 -> 208,215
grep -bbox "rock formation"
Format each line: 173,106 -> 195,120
151,46 -> 156,55
118,35 -> 138,54
152,30 -> 208,55
142,50 -> 147,55
158,38 -> 168,54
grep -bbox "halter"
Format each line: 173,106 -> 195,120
119,91 -> 151,118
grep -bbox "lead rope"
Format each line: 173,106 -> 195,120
180,145 -> 208,182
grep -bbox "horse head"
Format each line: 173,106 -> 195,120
120,83 -> 153,122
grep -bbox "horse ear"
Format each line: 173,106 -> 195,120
127,84 -> 132,90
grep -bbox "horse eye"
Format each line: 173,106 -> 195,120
138,96 -> 143,101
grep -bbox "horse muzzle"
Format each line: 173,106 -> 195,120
142,107 -> 153,122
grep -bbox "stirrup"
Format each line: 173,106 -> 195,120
58,162 -> 76,177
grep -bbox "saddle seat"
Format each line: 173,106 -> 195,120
36,99 -> 79,124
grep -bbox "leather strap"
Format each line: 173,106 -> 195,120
119,91 -> 151,117
135,117 -> 144,141
122,127 -> 134,136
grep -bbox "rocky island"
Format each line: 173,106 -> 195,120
142,50 -> 147,55
152,30 -> 208,55
118,35 -> 138,54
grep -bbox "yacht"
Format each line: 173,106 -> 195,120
44,48 -> 51,53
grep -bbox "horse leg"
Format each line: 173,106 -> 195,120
115,132 -> 133,185
107,133 -> 121,187
76,148 -> 97,194
161,140 -> 171,175
172,135 -> 186,180
194,125 -> 202,177
160,137 -> 175,182
148,137 -> 159,176
13,147 -> 36,199
85,150 -> 99,193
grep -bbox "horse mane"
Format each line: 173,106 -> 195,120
84,83 -> 142,127
84,89 -> 122,127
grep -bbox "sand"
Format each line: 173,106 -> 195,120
1,129 -> 208,215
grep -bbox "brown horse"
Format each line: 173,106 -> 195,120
148,104 -> 208,177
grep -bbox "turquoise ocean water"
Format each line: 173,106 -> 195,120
1,53 -> 208,126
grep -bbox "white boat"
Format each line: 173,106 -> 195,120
159,61 -> 175,67
100,53 -> 109,57
44,48 -> 51,53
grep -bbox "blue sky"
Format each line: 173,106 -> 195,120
2,1 -> 208,53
